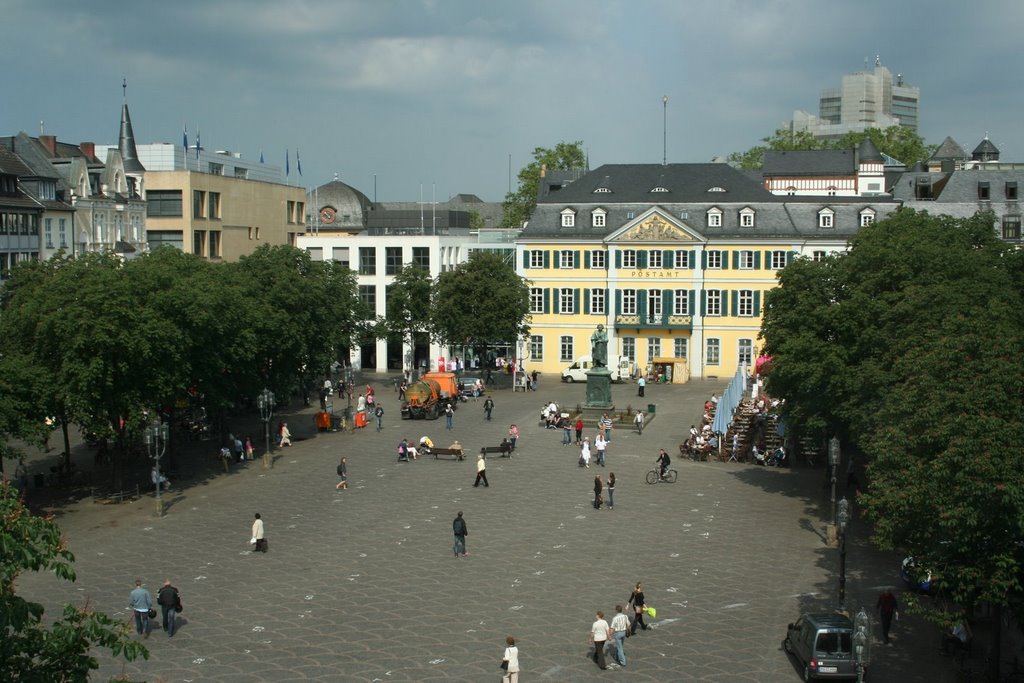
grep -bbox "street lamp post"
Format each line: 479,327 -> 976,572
144,421 -> 169,518
853,606 -> 871,682
257,388 -> 275,470
828,436 -> 840,521
837,496 -> 850,613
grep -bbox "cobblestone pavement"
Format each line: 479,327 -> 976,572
14,377 -> 958,682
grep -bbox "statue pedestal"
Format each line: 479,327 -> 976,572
584,368 -> 613,409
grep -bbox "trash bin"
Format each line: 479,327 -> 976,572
647,403 -> 656,414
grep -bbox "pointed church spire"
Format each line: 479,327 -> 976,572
118,80 -> 145,174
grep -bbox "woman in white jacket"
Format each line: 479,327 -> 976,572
501,635 -> 520,682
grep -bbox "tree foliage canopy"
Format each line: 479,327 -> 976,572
501,141 -> 586,228
0,483 -> 147,681
728,126 -> 937,170
430,252 -> 531,356
760,209 -> 1024,619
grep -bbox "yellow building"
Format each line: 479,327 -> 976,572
517,163 -> 898,381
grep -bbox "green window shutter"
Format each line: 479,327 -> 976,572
664,289 -> 673,318
584,251 -> 591,268
543,288 -> 550,314
616,290 -> 622,315
638,251 -> 648,268
638,290 -> 647,319
574,250 -> 581,269
663,249 -> 673,268
732,251 -> 739,269
689,250 -> 696,269
700,290 -> 706,316
584,288 -> 590,314
615,250 -> 622,269
754,251 -> 761,269
574,288 -> 580,313
788,250 -> 798,266
543,251 -> 550,268
722,251 -> 729,270
730,291 -> 737,317
522,250 -> 529,269
754,290 -> 762,316
689,290 -> 696,315
701,251 -> 707,269
764,250 -> 772,269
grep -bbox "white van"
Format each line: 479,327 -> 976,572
561,356 -> 632,383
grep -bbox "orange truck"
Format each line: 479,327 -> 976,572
401,372 -> 460,420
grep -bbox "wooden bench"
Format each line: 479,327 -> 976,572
430,446 -> 465,461
481,443 -> 512,459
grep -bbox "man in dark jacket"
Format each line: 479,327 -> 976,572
157,579 -> 181,637
452,511 -> 468,557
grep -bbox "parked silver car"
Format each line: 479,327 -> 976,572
783,613 -> 857,681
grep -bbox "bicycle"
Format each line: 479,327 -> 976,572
645,468 -> 677,484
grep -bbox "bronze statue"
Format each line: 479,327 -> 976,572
591,324 -> 608,368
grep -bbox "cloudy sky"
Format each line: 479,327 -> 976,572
3,0 -> 1020,202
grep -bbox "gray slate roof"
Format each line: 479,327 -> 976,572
929,136 -> 967,162
763,149 -> 856,177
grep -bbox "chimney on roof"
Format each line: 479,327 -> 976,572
79,142 -> 95,161
39,135 -> 57,156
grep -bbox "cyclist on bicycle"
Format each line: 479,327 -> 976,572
656,448 -> 671,479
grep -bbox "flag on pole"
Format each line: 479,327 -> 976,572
195,129 -> 201,159
285,149 -> 290,177
259,148 -> 264,164
296,149 -> 302,176
183,123 -> 188,156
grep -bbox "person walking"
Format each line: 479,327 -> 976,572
634,410 -> 645,435
335,457 -> 348,490
590,610 -> 611,670
483,396 -> 494,421
574,417 -> 584,446
601,413 -> 614,443
579,437 -> 592,468
637,375 -> 646,397
610,604 -> 630,666
561,416 -> 572,446
628,582 -> 649,633
501,635 -> 520,682
374,404 -> 384,432
473,454 -> 489,487
593,474 -> 603,509
244,435 -> 255,461
595,431 -> 607,467
606,472 -> 616,509
445,402 -> 454,430
876,588 -> 900,645
452,511 -> 468,557
508,424 -> 519,452
278,422 -> 292,448
156,579 -> 181,637
251,513 -> 267,553
128,579 -> 153,639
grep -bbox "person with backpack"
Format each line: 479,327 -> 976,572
483,396 -> 494,421
452,511 -> 468,557
445,402 -> 454,430
335,457 -> 348,490
374,404 -> 384,432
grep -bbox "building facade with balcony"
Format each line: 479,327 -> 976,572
517,163 -> 899,381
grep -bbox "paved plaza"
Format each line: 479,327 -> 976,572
15,377 -> 958,682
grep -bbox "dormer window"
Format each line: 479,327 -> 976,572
707,186 -> 726,193
978,181 -> 990,201
650,186 -> 669,193
592,208 -> 607,228
859,208 -> 876,227
786,186 -> 796,196
593,187 -> 612,194
1006,181 -> 1018,200
739,207 -> 755,228
560,208 -> 576,228
818,207 -> 835,229
706,207 -> 723,228
827,186 -> 837,197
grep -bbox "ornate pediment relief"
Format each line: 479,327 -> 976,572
617,214 -> 693,242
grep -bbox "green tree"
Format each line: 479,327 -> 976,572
760,209 -> 1024,621
831,127 -> 937,166
0,483 -> 148,681
502,141 -> 586,228
379,264 -> 433,372
430,252 -> 530,362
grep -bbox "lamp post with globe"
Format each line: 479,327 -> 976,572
257,388 -> 275,470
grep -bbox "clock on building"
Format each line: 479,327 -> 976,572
319,207 -> 337,224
